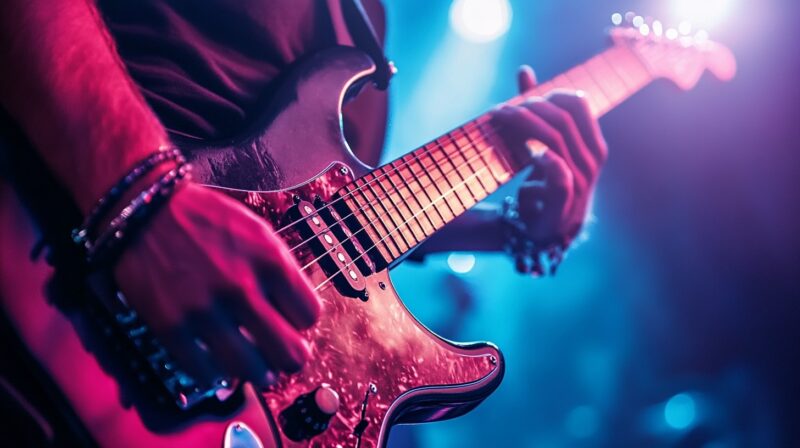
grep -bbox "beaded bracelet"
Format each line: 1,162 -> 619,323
72,147 -> 185,246
500,196 -> 567,277
85,163 -> 192,266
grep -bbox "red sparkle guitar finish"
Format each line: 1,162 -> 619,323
0,23 -> 735,448
214,165 -> 502,448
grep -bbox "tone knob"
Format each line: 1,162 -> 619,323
279,385 -> 340,441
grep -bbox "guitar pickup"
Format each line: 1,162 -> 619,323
287,199 -> 369,300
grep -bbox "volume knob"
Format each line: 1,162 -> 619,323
279,385 -> 340,441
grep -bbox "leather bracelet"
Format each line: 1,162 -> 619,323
72,147 -> 185,246
500,196 -> 567,277
85,163 -> 192,267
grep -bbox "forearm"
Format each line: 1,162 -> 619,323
412,204 -> 506,257
0,0 -> 169,214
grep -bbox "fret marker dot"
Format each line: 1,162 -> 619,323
312,217 -> 321,226
349,270 -> 358,280
304,205 -> 313,214
324,234 -> 334,244
337,253 -> 346,262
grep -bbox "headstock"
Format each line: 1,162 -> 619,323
608,12 -> 737,90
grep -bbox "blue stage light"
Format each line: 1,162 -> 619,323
664,393 -> 696,430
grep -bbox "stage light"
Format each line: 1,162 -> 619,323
611,12 -> 623,26
672,0 -> 733,29
664,393 -> 696,430
447,253 -> 476,274
449,0 -> 512,43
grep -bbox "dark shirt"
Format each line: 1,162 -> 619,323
98,0 -> 387,165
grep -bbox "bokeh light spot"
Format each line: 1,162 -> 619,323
447,253 -> 476,274
672,0 -> 733,29
664,393 -> 696,429
565,406 -> 599,438
449,0 -> 512,43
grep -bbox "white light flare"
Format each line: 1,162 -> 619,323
450,0 -> 512,43
611,12 -> 623,26
666,28 -> 679,40
447,253 -> 476,274
672,0 -> 733,29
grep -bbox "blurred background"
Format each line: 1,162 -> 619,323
378,0 -> 800,446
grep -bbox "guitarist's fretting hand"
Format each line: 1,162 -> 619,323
494,66 -> 607,249
115,183 -> 321,387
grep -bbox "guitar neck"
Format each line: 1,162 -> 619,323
341,44 -> 655,268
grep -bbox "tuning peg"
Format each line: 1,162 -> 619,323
652,20 -> 664,36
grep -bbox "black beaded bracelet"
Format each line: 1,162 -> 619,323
85,163 -> 192,267
500,196 -> 567,277
72,147 -> 185,246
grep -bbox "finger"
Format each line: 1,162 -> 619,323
156,322 -> 222,387
513,105 -> 583,188
517,65 -> 538,93
548,92 -> 608,164
253,236 -> 321,330
519,149 -> 574,229
192,303 -> 275,388
232,284 -> 311,373
523,99 -> 596,181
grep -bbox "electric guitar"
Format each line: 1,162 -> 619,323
1,20 -> 735,447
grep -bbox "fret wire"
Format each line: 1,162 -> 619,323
582,57 -> 616,107
441,133 -> 483,203
426,142 -> 467,214
562,65 -> 604,113
298,46 -> 661,275
431,139 -> 471,211
474,119 -> 513,181
365,174 -> 412,250
450,129 -> 490,197
462,126 -> 501,190
351,182 -> 400,258
314,161 -> 497,291
382,165 -> 426,241
593,51 -> 629,107
404,154 -> 447,228
411,151 -> 456,221
392,160 -> 436,236
303,138 -> 503,274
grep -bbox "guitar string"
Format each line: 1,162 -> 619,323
306,54 -> 653,290
270,117 -> 498,238
286,124 -> 505,258
312,161 -> 498,292
297,139 -> 503,273
283,47 -> 647,271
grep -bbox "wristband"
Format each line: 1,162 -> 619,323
72,147 -> 185,246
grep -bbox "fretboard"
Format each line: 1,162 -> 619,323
341,44 -> 654,268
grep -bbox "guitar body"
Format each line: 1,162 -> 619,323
0,46 -> 503,448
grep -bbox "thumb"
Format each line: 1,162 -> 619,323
517,65 -> 538,93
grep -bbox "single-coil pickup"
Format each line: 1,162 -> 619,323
288,199 -> 368,300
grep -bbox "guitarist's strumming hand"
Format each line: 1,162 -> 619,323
492,66 -> 607,270
115,183 -> 321,388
